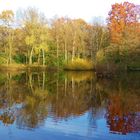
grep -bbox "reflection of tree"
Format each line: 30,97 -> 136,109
0,73 -> 27,125
16,72 -> 48,128
106,94 -> 140,134
0,71 -> 98,127
17,97 -> 48,129
0,71 -> 139,134
98,73 -> 140,134
47,73 -> 96,119
0,111 -> 15,125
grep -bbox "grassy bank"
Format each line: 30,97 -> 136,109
0,64 -> 49,72
0,64 -> 26,71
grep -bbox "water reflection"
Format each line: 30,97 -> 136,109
0,71 -> 139,136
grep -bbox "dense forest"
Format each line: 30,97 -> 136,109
0,2 -> 140,72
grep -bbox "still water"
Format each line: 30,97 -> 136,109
0,71 -> 139,140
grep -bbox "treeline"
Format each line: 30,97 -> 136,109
0,2 -> 140,71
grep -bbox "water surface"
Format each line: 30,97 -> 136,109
0,71 -> 139,140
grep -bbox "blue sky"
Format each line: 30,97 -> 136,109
0,0 -> 139,22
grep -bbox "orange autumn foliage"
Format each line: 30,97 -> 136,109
108,2 -> 139,44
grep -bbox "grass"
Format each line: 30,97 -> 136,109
0,64 -> 26,71
0,64 -> 48,71
64,58 -> 94,70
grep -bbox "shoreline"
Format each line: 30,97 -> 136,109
0,64 -> 139,72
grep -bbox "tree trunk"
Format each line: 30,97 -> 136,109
72,32 -> 76,61
64,39 -> 67,62
8,30 -> 13,65
9,42 -> 12,64
29,47 -> 34,65
38,51 -> 40,65
42,49 -> 45,66
56,37 -> 59,67
42,72 -> 45,90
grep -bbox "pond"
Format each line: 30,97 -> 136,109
0,71 -> 139,140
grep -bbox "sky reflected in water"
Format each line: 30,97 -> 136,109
0,71 -> 139,140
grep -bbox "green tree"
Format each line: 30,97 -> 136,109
0,10 -> 14,65
23,8 -> 49,65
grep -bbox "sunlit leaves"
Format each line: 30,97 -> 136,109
25,35 -> 35,46
0,10 -> 14,26
108,2 -> 138,44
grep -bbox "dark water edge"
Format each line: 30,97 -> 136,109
0,71 -> 139,140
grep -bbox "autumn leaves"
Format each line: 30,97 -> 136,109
0,2 -> 139,71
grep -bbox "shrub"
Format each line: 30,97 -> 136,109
0,56 -> 7,64
64,58 -> 94,70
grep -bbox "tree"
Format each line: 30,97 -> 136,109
0,10 -> 14,64
50,17 -> 66,66
23,8 -> 49,65
13,28 -> 27,64
108,2 -> 138,44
